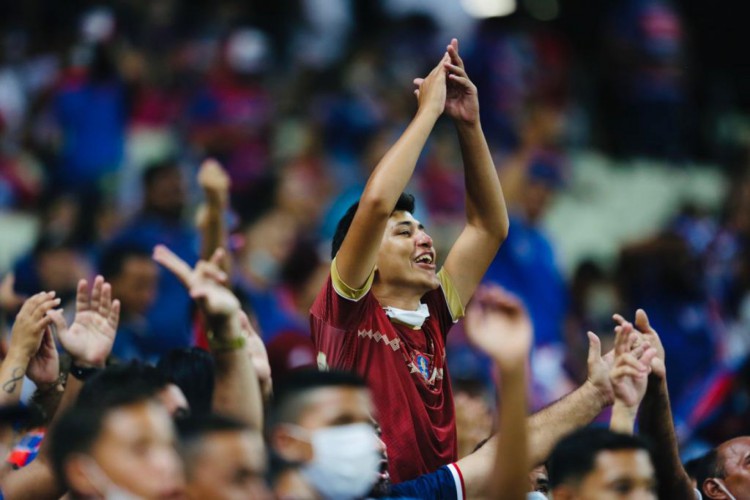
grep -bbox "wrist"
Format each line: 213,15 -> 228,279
584,379 -> 614,408
455,118 -> 482,132
416,105 -> 442,122
612,398 -> 640,416
71,358 -> 105,369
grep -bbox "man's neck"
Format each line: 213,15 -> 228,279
372,283 -> 425,311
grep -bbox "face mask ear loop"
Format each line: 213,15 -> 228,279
714,479 -> 737,500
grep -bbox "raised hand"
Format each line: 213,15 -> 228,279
153,245 -> 238,321
59,277 -> 120,368
27,329 -> 60,386
584,331 -> 616,406
610,323 -> 657,409
464,285 -> 532,369
412,52 -> 450,118
8,292 -> 60,361
613,309 -> 665,379
198,158 -> 231,207
443,38 -> 479,125
239,311 -> 272,396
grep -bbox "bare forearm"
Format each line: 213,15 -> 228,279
361,109 -> 439,212
211,315 -> 263,430
494,366 -> 528,500
0,354 -> 29,406
198,204 -> 230,274
527,381 -> 608,466
456,121 -> 509,238
610,401 -> 638,435
639,377 -> 693,499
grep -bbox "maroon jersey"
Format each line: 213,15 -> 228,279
310,260 -> 464,483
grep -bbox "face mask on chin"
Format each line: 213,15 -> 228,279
82,459 -> 144,500
289,422 -> 381,500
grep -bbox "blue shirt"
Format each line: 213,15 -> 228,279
389,463 -> 463,500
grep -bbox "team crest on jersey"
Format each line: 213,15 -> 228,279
415,354 -> 430,381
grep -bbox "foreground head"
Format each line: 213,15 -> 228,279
79,362 -> 190,419
548,428 -> 657,500
699,436 -> 750,500
271,370 -> 381,499
179,414 -> 272,500
332,193 -> 438,293
157,347 -> 216,417
50,398 -> 183,499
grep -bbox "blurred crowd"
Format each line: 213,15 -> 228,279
0,0 -> 749,496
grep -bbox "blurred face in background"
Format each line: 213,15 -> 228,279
110,255 -> 159,317
145,166 -> 186,220
185,430 -> 272,500
523,180 -> 556,225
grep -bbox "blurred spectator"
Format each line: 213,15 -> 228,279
602,0 -> 686,160
109,160 -> 198,360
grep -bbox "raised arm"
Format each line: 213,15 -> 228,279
526,331 -> 614,465
196,158 -> 231,274
462,285 -> 531,500
0,292 -> 59,406
441,39 -> 509,306
154,245 -> 263,430
608,322 -> 656,434
2,276 -> 121,500
335,54 -> 448,289
615,310 -> 695,500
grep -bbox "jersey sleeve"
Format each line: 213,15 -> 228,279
309,259 -> 375,370
389,463 -> 464,500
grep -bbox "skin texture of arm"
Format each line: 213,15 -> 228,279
462,286 -> 530,500
335,54 -> 448,290
196,158 -> 232,274
614,310 -> 694,500
2,277 -> 120,500
440,39 -> 509,307
153,245 -> 264,430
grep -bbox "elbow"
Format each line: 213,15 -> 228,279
497,216 -> 510,243
359,193 -> 394,218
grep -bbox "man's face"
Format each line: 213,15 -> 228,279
111,256 -> 159,317
88,401 -> 184,499
375,211 -> 439,294
145,167 -> 186,219
563,449 -> 657,500
186,430 -> 272,500
711,436 -> 750,499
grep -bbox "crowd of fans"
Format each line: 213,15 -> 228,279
0,0 -> 749,499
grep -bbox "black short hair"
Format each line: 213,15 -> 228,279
50,407 -> 107,492
547,428 -> 654,488
331,193 -> 415,259
98,243 -> 152,281
142,159 -> 179,190
77,362 -> 168,410
684,453 -> 709,483
157,348 -> 216,417
695,448 -> 725,495
177,414 -> 255,476
272,369 -> 368,425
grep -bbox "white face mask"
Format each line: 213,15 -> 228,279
713,479 -> 737,500
384,303 -> 430,329
83,459 -> 143,500
527,492 -> 549,500
294,422 -> 381,499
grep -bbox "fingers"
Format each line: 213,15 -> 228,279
90,276 -> 104,313
76,279 -> 89,312
153,244 -> 194,287
413,78 -> 425,86
447,38 -> 464,68
587,331 -> 602,363
100,282 -> 112,318
195,260 -> 228,285
612,313 -> 627,326
108,299 -> 121,330
635,308 -> 651,332
47,309 -> 68,337
208,248 -> 227,278
443,62 -> 468,79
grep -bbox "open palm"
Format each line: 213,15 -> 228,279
60,277 -> 120,368
610,324 -> 656,408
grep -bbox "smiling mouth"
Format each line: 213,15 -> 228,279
414,254 -> 434,265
